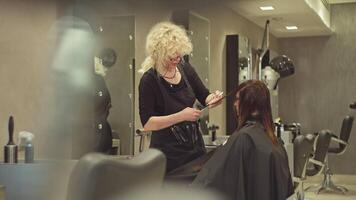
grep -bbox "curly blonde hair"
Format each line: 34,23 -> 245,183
139,21 -> 193,73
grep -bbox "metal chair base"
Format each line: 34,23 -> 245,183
305,168 -> 348,194
294,182 -> 306,200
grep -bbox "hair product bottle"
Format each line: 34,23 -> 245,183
4,116 -> 18,163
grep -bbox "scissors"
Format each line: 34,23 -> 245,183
201,90 -> 235,112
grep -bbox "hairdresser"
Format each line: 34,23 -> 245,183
138,21 -> 223,172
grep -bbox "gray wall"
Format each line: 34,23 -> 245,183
0,0 -> 60,160
61,0 -> 281,142
279,4 -> 356,174
0,0 -> 280,159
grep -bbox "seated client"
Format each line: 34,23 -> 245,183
192,80 -> 293,200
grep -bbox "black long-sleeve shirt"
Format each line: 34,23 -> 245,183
139,63 -> 210,126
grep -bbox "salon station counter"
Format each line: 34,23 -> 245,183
0,160 -> 77,200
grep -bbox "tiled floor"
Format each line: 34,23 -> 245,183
304,185 -> 356,200
291,174 -> 356,200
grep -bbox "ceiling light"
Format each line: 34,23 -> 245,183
259,6 -> 274,11
285,26 -> 298,30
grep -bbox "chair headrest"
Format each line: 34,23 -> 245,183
67,149 -> 166,200
340,115 -> 354,142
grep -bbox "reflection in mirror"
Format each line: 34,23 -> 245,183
238,36 -> 252,84
94,16 -> 135,155
99,48 -> 117,68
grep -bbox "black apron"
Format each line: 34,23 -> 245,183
149,64 -> 206,172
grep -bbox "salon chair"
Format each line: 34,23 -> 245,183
66,149 -> 166,200
306,131 -> 332,178
293,134 -> 314,200
284,123 -> 301,142
275,121 -> 301,178
293,130 -> 331,200
308,115 -> 354,194
275,121 -> 301,143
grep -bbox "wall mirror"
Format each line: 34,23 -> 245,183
94,16 -> 135,155
226,34 -> 252,134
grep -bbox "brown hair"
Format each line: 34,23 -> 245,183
235,80 -> 277,145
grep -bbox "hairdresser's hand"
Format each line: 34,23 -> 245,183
206,90 -> 224,108
178,107 -> 202,122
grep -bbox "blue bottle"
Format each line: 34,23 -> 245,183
24,141 -> 34,163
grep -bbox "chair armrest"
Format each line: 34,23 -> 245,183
136,129 -> 152,153
307,158 -> 325,176
136,129 -> 151,136
309,158 -> 324,167
293,177 -> 305,183
331,137 -> 348,146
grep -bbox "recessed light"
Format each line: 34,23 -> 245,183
285,26 -> 298,30
259,6 -> 274,11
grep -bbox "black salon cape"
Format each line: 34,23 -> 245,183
192,121 -> 294,200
